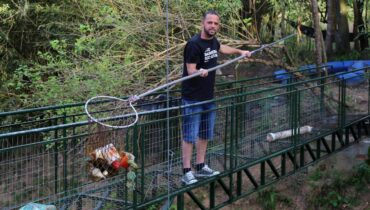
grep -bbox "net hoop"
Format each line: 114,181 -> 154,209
84,95 -> 139,129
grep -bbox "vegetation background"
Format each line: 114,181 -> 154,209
0,0 -> 369,110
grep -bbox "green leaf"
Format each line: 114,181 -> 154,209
127,171 -> 136,180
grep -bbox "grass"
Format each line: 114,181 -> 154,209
256,187 -> 293,210
307,163 -> 370,210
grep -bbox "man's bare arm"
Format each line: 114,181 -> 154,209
186,63 -> 208,77
220,45 -> 251,57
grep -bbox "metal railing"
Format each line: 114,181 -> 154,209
0,65 -> 330,133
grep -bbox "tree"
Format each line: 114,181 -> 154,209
311,0 -> 324,69
240,0 -> 271,37
326,0 -> 335,55
335,0 -> 351,54
353,0 -> 369,50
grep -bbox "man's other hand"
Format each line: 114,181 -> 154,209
241,50 -> 252,58
199,68 -> 208,77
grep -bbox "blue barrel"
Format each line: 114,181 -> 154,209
328,61 -> 348,73
274,69 -> 291,84
351,61 -> 365,69
296,60 -> 369,76
336,72 -> 365,86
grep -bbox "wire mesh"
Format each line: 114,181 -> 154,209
343,69 -> 370,125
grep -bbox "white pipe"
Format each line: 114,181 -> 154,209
266,125 -> 313,142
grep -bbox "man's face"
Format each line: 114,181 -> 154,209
202,14 -> 220,38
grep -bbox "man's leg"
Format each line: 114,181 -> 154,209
181,99 -> 201,184
197,103 -> 216,165
181,140 -> 197,185
196,138 -> 208,165
194,137 -> 219,177
182,140 -> 193,169
194,103 -> 219,177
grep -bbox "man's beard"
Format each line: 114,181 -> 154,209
204,27 -> 217,38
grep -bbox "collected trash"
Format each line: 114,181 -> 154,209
88,143 -> 138,190
19,203 -> 56,210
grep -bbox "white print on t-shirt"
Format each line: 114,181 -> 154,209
204,47 -> 218,63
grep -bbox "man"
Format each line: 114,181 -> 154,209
181,10 -> 251,185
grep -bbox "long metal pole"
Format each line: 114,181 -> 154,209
137,34 -> 296,99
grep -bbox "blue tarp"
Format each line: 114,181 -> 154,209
335,72 -> 365,86
274,69 -> 291,84
274,60 -> 369,86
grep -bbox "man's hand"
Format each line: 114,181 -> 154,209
199,68 -> 208,77
241,50 -> 252,58
129,95 -> 140,103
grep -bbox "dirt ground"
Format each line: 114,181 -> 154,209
219,60 -> 276,79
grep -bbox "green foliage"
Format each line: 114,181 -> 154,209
169,204 -> 177,210
257,188 -> 277,210
2,0 -> 363,111
347,164 -> 370,191
0,0 -> 246,110
308,183 -> 350,209
147,204 -> 160,210
309,168 -> 323,181
327,191 -> 350,209
333,51 -> 362,61
257,187 -> 292,210
157,204 -> 179,210
308,164 -> 370,210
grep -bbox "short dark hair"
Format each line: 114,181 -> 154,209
202,10 -> 220,20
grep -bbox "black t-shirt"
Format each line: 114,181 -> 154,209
182,34 -> 220,101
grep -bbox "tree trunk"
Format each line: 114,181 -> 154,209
241,0 -> 257,35
268,14 -> 275,42
354,0 -> 369,50
335,0 -> 351,54
360,0 -> 369,50
353,0 -> 360,50
326,0 -> 335,55
280,3 -> 286,38
311,0 -> 323,73
240,0 -> 270,37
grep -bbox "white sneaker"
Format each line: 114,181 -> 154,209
181,171 -> 198,185
194,165 -> 220,178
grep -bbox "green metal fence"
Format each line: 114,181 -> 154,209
0,65 -> 325,134
0,66 -> 369,209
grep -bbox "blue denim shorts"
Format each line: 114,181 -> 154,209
182,99 -> 216,143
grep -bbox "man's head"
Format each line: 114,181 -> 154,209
201,10 -> 220,39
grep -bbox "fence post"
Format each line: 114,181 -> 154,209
63,112 -> 68,194
54,118 -> 59,194
339,80 -> 347,144
229,101 -> 235,201
133,124 -> 139,209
